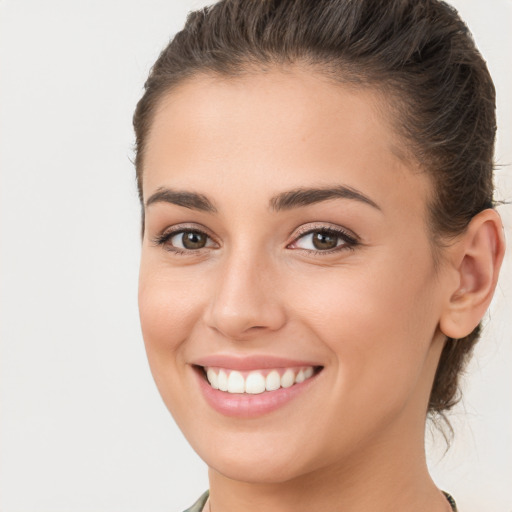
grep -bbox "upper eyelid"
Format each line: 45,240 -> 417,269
290,223 -> 359,242
160,223 -> 216,238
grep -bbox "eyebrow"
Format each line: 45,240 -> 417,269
269,185 -> 381,212
145,187 -> 217,213
144,184 -> 380,214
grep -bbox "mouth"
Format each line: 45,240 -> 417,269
191,356 -> 324,417
199,365 -> 321,394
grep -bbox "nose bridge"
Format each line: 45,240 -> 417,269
205,241 -> 286,339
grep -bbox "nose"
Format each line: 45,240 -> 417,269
203,249 -> 287,340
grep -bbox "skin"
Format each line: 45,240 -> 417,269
138,68 -> 503,511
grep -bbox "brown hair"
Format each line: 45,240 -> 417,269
133,0 -> 497,417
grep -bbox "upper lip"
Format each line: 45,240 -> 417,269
192,354 -> 323,371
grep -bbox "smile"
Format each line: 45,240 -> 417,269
204,366 -> 315,394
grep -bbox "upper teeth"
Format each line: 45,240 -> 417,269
205,367 -> 315,394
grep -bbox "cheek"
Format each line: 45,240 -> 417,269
138,257 -> 204,347
138,268 -> 206,427
294,261 -> 437,341
288,255 -> 440,410
137,262 -> 203,387
139,280 -> 184,355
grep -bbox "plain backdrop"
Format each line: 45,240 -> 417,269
0,1 -> 511,511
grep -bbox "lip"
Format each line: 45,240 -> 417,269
192,356 -> 323,418
192,354 -> 321,371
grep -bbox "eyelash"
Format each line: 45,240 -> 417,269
152,225 -> 359,256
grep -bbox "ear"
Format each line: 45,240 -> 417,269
439,209 -> 506,339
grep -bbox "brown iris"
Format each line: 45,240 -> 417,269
312,231 -> 339,250
182,231 -> 208,249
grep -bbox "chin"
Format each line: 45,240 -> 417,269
206,451 -> 311,485
190,422 -> 343,486
178,423 -> 310,484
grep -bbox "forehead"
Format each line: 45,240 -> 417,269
143,68 -> 430,217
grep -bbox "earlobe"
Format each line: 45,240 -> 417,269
439,209 -> 505,339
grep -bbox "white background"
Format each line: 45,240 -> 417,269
0,1 -> 510,511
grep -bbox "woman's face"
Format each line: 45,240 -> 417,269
139,69 -> 449,483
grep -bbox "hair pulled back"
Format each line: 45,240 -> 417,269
133,0 -> 498,418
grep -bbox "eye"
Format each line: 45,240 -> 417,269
288,227 -> 358,253
171,230 -> 210,250
152,227 -> 217,253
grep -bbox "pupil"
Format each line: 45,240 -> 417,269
313,232 -> 338,250
182,231 -> 207,249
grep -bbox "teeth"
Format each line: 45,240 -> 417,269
227,371 -> 245,394
245,372 -> 266,394
218,369 -> 228,392
281,369 -> 295,388
265,370 -> 280,391
206,368 -> 219,389
205,366 -> 317,394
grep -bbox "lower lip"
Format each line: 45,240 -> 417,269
194,367 -> 320,418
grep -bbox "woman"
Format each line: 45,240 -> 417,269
133,1 -> 505,510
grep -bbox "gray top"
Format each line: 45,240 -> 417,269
183,491 -> 209,512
